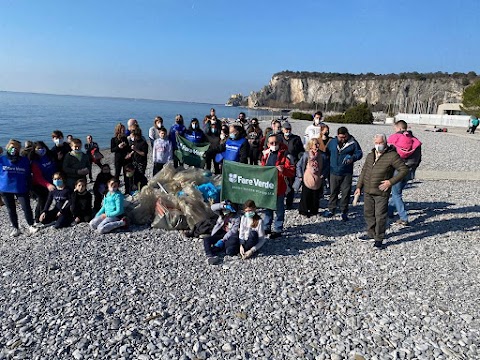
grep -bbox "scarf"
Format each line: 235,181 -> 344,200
309,150 -> 319,174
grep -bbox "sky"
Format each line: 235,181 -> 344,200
0,0 -> 479,103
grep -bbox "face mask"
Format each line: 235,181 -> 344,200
53,138 -> 63,146
157,124 -> 163,129
269,145 -> 279,152
109,186 -> 118,193
245,211 -> 255,218
324,132 -> 329,137
35,148 -> 46,156
53,179 -> 64,188
126,172 -> 134,178
73,149 -> 82,153
284,131 -> 291,137
375,144 -> 386,152
220,134 -> 226,140
314,119 -> 320,125
211,128 -> 217,134
229,133 -> 236,140
7,147 -> 18,156
192,123 -> 197,129
130,136 -> 135,141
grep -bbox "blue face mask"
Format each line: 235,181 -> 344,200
73,149 -> 82,153
35,148 -> 46,156
229,133 -> 236,140
245,211 -> 255,218
53,179 -> 64,188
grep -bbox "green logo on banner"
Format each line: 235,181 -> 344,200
221,161 -> 278,210
174,134 -> 210,168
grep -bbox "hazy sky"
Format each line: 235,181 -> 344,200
1,0 -> 479,103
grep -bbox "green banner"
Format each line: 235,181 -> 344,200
221,160 -> 278,210
175,134 -> 210,168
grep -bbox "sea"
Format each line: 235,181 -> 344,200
0,91 -> 271,149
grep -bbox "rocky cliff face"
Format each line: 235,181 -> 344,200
242,72 -> 478,114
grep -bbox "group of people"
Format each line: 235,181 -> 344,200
0,109 -> 422,255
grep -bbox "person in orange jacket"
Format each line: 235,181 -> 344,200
260,134 -> 295,239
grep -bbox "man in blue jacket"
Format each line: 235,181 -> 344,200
324,126 -> 363,221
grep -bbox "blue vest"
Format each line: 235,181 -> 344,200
223,138 -> 246,162
34,155 -> 57,183
184,130 -> 204,144
0,156 -> 31,194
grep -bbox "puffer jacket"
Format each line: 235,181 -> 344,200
327,136 -> 363,176
357,146 -> 409,197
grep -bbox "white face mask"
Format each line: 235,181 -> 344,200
269,145 -> 279,152
192,123 -> 197,129
220,134 -> 226,140
314,118 -> 320,125
375,144 -> 386,152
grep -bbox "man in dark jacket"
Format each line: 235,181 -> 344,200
354,134 -> 408,249
324,126 -> 363,221
280,121 -> 305,209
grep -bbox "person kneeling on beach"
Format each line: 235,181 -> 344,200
203,200 -> 240,265
70,178 -> 92,224
89,178 -> 127,234
239,200 -> 266,260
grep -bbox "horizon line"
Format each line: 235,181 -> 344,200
0,89 -> 224,106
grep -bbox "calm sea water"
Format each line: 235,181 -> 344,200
0,92 -> 270,149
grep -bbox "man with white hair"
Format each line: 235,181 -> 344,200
354,134 -> 408,249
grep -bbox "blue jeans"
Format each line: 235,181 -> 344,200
388,169 -> 412,222
264,195 -> 285,233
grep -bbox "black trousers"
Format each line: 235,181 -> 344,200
31,185 -> 49,222
42,209 -> 74,229
242,230 -> 259,251
248,146 -> 260,165
153,162 -> 165,177
328,173 -> 353,214
1,192 -> 34,228
298,185 -> 321,216
364,193 -> 389,241
203,230 -> 240,257
205,156 -> 221,175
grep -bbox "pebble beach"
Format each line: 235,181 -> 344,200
0,121 -> 479,359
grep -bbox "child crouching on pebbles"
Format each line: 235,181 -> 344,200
203,200 -> 240,265
39,172 -> 73,229
239,200 -> 266,259
89,178 -> 127,234
70,178 -> 92,224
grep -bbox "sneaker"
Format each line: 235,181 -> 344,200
121,217 -> 129,229
28,226 -> 39,235
373,241 -> 384,250
395,219 -> 409,226
207,256 -> 221,265
323,210 -> 334,218
341,213 -> 349,222
358,234 -> 375,242
269,232 -> 282,239
10,228 -> 21,237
